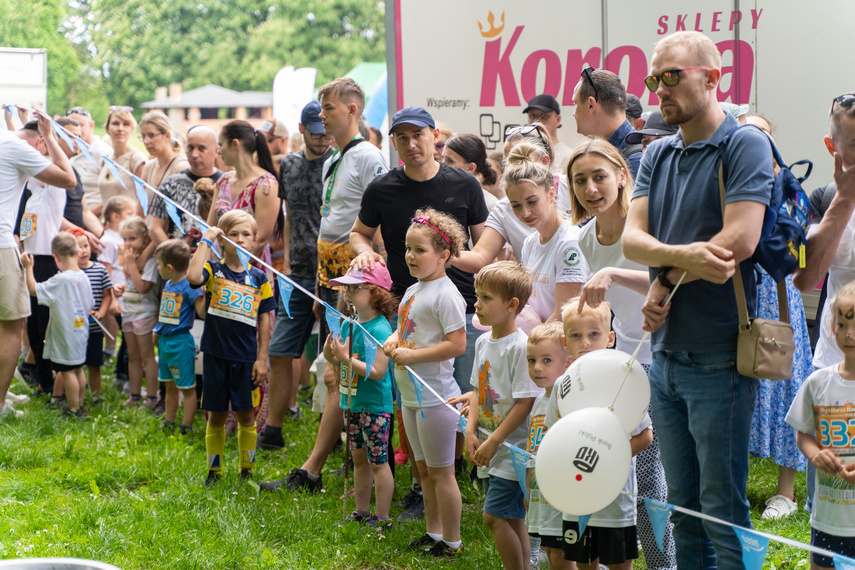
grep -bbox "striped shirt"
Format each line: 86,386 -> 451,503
81,262 -> 112,333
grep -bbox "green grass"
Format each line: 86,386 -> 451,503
0,369 -> 814,569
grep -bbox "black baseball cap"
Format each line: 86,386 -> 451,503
523,94 -> 560,115
624,111 -> 678,144
389,106 -> 435,134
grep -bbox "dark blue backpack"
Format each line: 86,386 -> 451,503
721,125 -> 813,283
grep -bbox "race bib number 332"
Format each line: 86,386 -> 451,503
209,278 -> 261,326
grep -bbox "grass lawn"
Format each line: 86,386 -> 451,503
0,368 -> 814,569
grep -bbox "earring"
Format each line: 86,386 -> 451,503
618,184 -> 625,190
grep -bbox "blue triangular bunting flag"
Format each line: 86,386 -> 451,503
407,369 -> 426,419
508,444 -> 531,500
50,119 -> 75,151
277,276 -> 294,319
578,514 -> 591,537
164,199 -> 185,234
834,554 -> 855,570
74,136 -> 98,166
103,156 -> 127,189
197,222 -> 222,259
644,498 -> 674,553
325,305 -> 342,340
363,333 -> 378,381
131,176 -> 147,212
236,247 -> 254,286
459,414 -> 467,433
734,528 -> 769,570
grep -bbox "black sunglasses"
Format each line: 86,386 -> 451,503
504,124 -> 547,149
581,67 -> 599,101
832,93 -> 855,114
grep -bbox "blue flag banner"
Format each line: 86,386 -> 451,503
276,276 -> 294,319
644,498 -> 674,553
50,120 -> 75,151
407,369 -> 426,419
75,136 -> 98,167
324,305 -> 342,340
164,200 -> 185,235
459,414 -> 467,433
734,528 -> 769,570
508,445 -> 532,500
197,222 -> 222,259
131,176 -> 147,213
578,514 -> 591,537
835,554 -> 855,570
103,157 -> 127,189
236,247 -> 254,286
363,333 -> 378,381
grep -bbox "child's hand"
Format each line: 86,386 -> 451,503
251,358 -> 268,386
203,225 -> 223,243
113,284 -> 126,298
322,334 -> 340,366
465,432 -> 482,466
473,436 -> 499,468
19,252 -> 33,269
382,331 -> 399,357
811,448 -> 842,475
390,347 -> 416,366
446,392 -> 471,417
330,336 -> 350,363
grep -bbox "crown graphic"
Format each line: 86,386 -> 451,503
478,11 -> 505,38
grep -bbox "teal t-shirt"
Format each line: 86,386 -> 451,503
338,315 -> 393,414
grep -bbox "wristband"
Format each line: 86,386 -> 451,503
200,238 -> 215,249
656,267 -> 676,290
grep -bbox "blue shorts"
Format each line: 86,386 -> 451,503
812,527 -> 855,568
85,329 -> 104,367
269,275 -> 317,358
201,353 -> 256,412
158,333 -> 196,389
483,475 -> 526,519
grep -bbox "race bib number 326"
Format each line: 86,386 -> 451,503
209,278 -> 261,326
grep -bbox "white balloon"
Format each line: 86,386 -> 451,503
555,349 -> 650,433
535,407 -> 631,516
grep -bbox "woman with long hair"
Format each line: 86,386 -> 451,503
97,106 -> 147,216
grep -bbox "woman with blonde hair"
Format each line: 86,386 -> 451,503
138,111 -> 188,204
97,106 -> 147,216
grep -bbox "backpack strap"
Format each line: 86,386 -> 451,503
620,142 -> 642,162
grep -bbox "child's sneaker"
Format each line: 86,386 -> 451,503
75,407 -> 88,420
407,534 -> 439,551
124,395 -> 141,406
346,510 -> 371,524
366,515 -> 393,533
426,541 -> 462,559
204,471 -> 222,487
239,469 -> 253,481
179,424 -> 193,436
5,392 -> 29,405
143,396 -> 158,410
162,420 -> 176,432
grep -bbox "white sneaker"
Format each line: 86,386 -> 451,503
0,403 -> 23,418
5,392 -> 29,404
762,494 -> 797,520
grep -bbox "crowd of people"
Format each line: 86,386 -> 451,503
1,29 -> 855,569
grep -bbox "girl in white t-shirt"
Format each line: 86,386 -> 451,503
383,208 -> 468,557
507,142 -> 590,323
99,195 -> 136,355
115,216 -> 160,407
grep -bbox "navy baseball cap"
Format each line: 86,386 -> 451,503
300,101 -> 325,135
389,106 -> 435,134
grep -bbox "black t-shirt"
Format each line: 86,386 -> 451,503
359,163 -> 489,312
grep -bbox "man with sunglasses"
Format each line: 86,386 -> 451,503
259,101 -> 333,452
65,107 -> 113,214
572,68 -> 642,177
522,94 -> 581,173
622,32 -> 775,569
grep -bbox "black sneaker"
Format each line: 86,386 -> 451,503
16,363 -> 38,386
397,488 -> 421,508
259,477 -> 286,492
179,425 -> 193,436
285,468 -> 323,493
239,468 -> 252,481
75,406 -> 88,420
152,398 -> 166,417
397,492 -> 424,522
257,427 -> 285,451
407,533 -> 439,551
426,541 -> 462,559
287,406 -> 303,419
204,471 -> 222,487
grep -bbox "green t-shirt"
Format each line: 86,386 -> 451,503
338,315 -> 393,414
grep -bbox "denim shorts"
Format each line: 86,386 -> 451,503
483,475 -> 526,519
269,276 -> 317,358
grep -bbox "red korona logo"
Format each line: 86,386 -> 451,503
479,10 -> 763,108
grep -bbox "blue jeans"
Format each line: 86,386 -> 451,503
452,319 -> 481,395
650,351 -> 757,570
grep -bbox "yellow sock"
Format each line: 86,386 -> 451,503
206,424 -> 225,474
238,424 -> 257,471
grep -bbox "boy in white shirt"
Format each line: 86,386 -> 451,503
22,233 -> 94,418
465,261 -> 542,570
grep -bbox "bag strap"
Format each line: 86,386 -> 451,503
718,162 -> 790,328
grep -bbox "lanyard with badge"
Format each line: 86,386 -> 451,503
320,135 -> 365,218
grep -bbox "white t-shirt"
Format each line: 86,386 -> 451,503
813,212 -> 855,368
520,220 -> 591,322
319,141 -> 388,245
120,257 -> 159,321
785,365 -> 855,536
484,198 -> 535,259
0,132 -> 51,248
578,219 -> 651,364
526,391 -> 563,537
21,179 -> 67,256
71,134 -> 112,209
36,270 -> 95,366
100,228 -> 124,287
393,276 -> 466,408
470,329 -> 543,480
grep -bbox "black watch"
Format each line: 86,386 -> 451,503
657,267 -> 676,290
